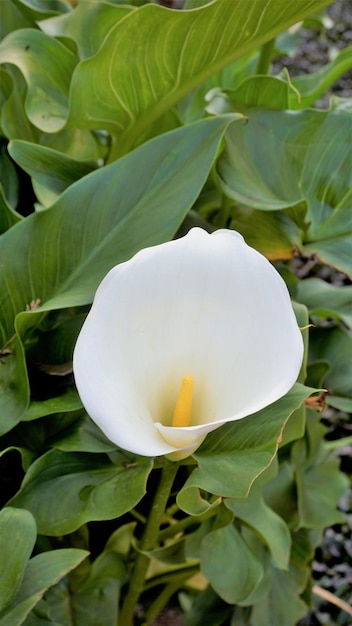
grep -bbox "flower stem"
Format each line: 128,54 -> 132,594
119,458 -> 180,626
256,37 -> 276,75
158,503 -> 221,542
143,574 -> 190,626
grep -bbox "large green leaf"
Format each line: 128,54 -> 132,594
292,438 -> 348,529
39,1 -> 133,59
8,140 -> 97,201
9,449 -> 153,534
0,115 -> 238,434
177,384 -> 315,515
66,0 -> 331,155
0,184 -> 21,234
0,508 -> 37,611
0,0 -> 36,40
295,457 -> 348,529
0,334 -> 29,436
229,206 -> 300,262
309,327 -> 352,399
217,103 -> 352,275
0,67 -> 39,142
0,64 -> 104,160
184,585 -> 232,626
291,412 -> 348,529
200,524 -> 263,604
226,495 -> 291,570
54,413 -> 118,453
0,549 -> 88,626
249,534 -> 311,626
20,388 -> 82,422
36,551 -> 126,626
11,0 -> 69,21
0,29 -> 76,132
296,278 -> 352,328
0,144 -> 19,210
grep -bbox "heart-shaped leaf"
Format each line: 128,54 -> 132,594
9,449 -> 152,535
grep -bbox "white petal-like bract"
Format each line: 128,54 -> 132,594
73,228 -> 303,459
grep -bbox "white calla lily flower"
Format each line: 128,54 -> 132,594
73,228 -> 303,460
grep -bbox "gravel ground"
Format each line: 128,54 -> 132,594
273,0 -> 352,103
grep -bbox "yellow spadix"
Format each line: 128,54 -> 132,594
172,375 -> 194,427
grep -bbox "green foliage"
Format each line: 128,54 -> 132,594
0,0 -> 350,624
0,537 -> 88,626
9,450 -> 153,535
0,507 -> 37,610
217,101 -> 352,275
177,384 -> 314,513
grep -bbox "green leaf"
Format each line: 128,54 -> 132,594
184,585 -> 232,626
0,334 -> 29,436
0,115 -> 238,434
70,550 -> 126,625
0,446 -> 34,474
0,66 -> 41,142
205,76 -> 298,113
239,527 -> 313,624
310,327 -> 352,399
67,0 -> 332,155
226,495 -> 291,570
0,508 -> 37,611
21,388 -> 83,422
0,0 -> 36,40
218,103 -> 352,276
178,384 -> 315,515
10,0 -> 69,21
8,140 -> 97,201
292,301 -> 309,385
327,395 -> 352,412
177,52 -> 258,124
296,461 -> 348,528
0,411 -> 85,459
40,551 -> 126,626
54,413 -> 117,453
0,29 -> 76,132
293,440 -> 348,529
0,184 -> 22,235
250,556 -> 309,626
0,64 -> 104,155
0,146 -> 19,210
229,207 -> 298,262
263,462 -> 298,527
200,525 -> 263,604
143,537 -> 187,566
9,449 -> 153,534
0,549 -> 88,626
40,1 -> 133,59
296,278 -> 352,328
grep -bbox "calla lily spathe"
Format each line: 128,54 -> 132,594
73,228 -> 303,460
